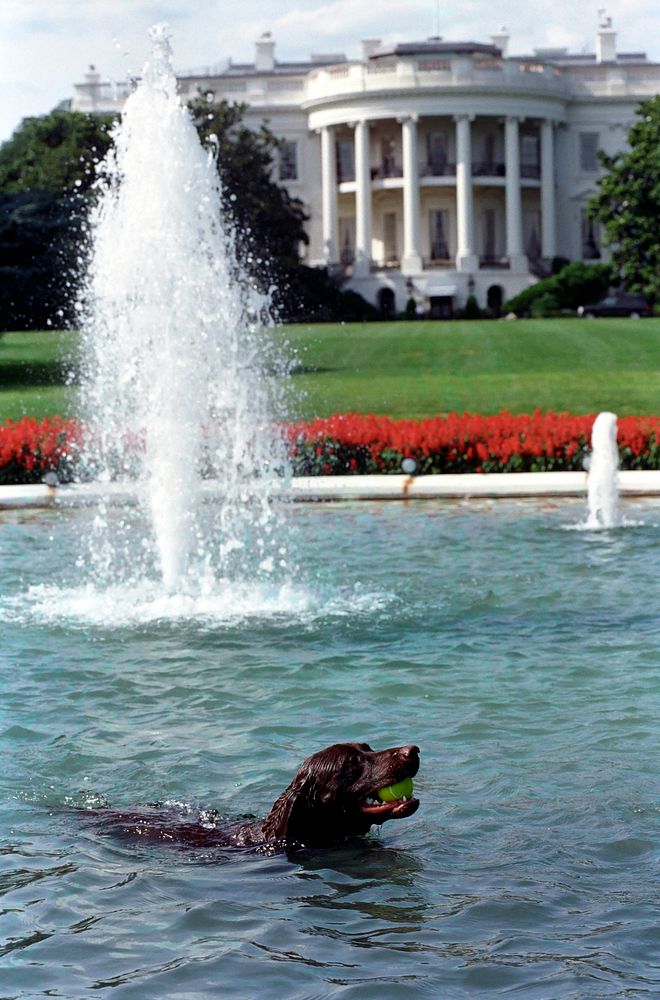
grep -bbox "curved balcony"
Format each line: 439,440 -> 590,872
305,52 -> 570,106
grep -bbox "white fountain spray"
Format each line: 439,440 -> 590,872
77,25 -> 292,595
585,411 -> 621,529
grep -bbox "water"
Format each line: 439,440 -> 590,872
2,500 -> 659,997
77,25 -> 289,595
585,412 -> 621,530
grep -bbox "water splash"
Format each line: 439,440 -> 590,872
76,25 -> 292,595
584,411 -> 621,530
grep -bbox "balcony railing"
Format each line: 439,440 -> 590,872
337,161 -> 540,185
479,256 -> 510,269
371,163 -> 404,179
472,161 -> 506,177
425,255 -> 454,268
420,162 -> 456,177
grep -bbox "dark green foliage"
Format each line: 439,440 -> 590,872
188,96 -> 307,269
0,190 -> 83,330
504,261 -> 613,315
463,294 -> 482,319
0,97 -> 374,328
188,96 -> 378,321
588,96 -> 660,304
273,265 -> 378,322
0,109 -> 112,330
0,110 -> 115,193
551,256 -> 570,275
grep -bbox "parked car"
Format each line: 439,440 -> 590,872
577,293 -> 651,318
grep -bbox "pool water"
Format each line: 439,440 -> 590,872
1,499 -> 659,998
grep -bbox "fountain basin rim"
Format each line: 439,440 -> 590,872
3,470 -> 660,508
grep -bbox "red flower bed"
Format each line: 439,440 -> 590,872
0,417 -> 82,484
3,412 -> 660,483
289,411 -> 660,476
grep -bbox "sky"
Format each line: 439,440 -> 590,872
1,0 -> 659,145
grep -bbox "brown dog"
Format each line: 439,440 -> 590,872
86,742 -> 420,850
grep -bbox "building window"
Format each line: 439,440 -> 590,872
339,216 -> 355,265
429,210 -> 450,261
581,208 -> 601,259
483,133 -> 496,167
474,133 -> 503,177
427,131 -> 448,175
579,132 -> 600,173
383,212 -> 398,263
521,135 -> 540,178
524,209 -> 542,260
482,208 -> 497,261
279,140 -> 298,181
336,140 -> 355,182
381,138 -> 397,177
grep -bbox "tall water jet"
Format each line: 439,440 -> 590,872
585,411 -> 621,529
77,25 -> 292,595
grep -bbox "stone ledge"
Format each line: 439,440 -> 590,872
2,470 -> 660,508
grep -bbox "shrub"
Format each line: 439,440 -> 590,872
463,294 -> 482,319
504,261 -> 613,316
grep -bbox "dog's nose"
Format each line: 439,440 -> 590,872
400,744 -> 420,760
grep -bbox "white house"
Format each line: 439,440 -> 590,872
72,17 -> 660,315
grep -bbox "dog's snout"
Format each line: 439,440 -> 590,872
400,744 -> 420,757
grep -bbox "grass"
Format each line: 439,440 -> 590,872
284,318 -> 660,419
0,331 -> 80,421
3,319 -> 660,422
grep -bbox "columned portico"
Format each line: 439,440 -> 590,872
504,116 -> 526,270
540,119 -> 557,260
400,115 -> 423,272
454,114 -> 478,272
353,120 -> 372,277
320,125 -> 338,264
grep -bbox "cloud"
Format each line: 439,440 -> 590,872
1,0 -> 659,143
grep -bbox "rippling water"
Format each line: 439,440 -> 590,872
1,499 -> 659,997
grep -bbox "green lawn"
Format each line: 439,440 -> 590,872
3,319 -> 660,421
284,318 -> 660,419
0,330 -> 80,421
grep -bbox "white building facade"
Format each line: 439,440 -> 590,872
72,19 -> 660,315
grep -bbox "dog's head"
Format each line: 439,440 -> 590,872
261,742 -> 420,846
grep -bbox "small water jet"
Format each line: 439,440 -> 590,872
76,25 -> 292,598
584,411 -> 621,529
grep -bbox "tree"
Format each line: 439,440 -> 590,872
0,190 -> 81,330
588,95 -> 660,304
0,98 -> 372,329
0,110 -> 115,194
0,110 -> 114,330
188,96 -> 307,270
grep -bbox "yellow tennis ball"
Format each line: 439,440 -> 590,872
377,777 -> 414,803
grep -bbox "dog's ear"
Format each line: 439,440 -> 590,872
261,762 -> 320,841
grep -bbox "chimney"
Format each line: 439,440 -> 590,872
596,13 -> 617,62
255,32 -> 275,71
490,26 -> 509,57
361,38 -> 382,61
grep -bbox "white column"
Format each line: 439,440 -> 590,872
353,120 -> 372,277
505,116 -> 526,270
540,119 -> 557,261
400,115 -> 422,272
320,126 -> 338,264
455,114 -> 478,272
